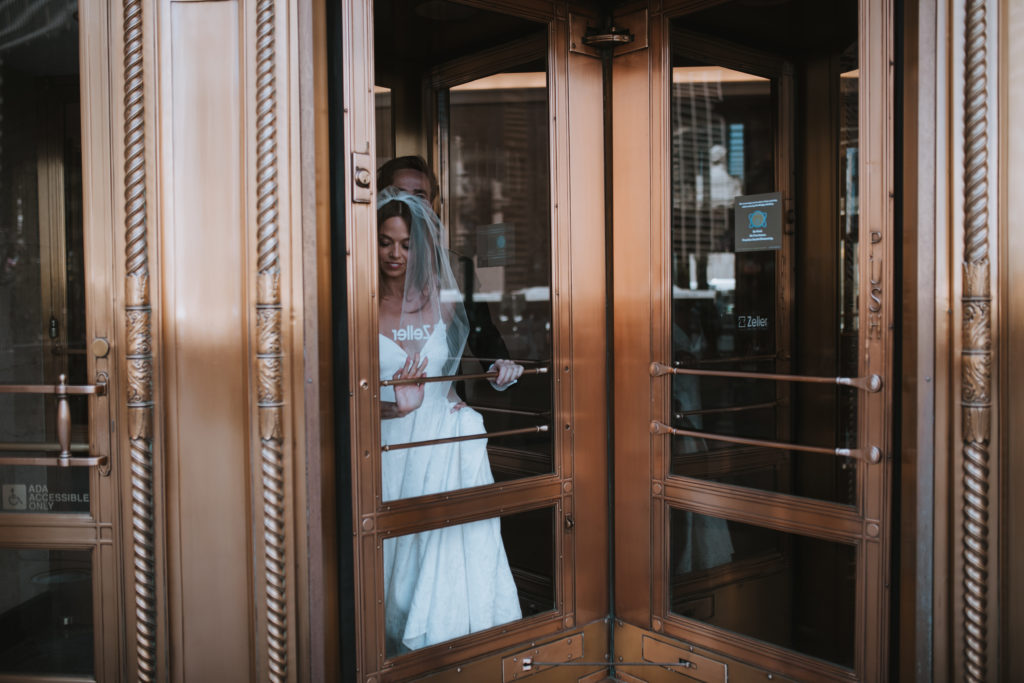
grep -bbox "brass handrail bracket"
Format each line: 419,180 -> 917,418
0,374 -> 109,468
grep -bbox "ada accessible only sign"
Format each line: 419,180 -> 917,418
734,192 -> 782,252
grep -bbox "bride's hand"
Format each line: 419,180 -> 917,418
489,359 -> 523,390
393,353 -> 428,417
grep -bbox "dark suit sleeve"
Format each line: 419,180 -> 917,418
465,301 -> 509,370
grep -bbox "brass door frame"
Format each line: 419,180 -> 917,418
339,0 -> 608,680
0,3 -> 122,681
611,0 -> 895,680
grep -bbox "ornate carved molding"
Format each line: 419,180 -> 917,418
122,0 -> 157,680
961,1 -> 992,680
255,1 -> 288,680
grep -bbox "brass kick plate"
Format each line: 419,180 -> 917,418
641,636 -> 727,682
501,633 -> 584,681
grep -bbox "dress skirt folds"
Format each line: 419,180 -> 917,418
380,332 -> 522,654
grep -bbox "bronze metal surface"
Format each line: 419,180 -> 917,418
958,2 -> 993,681
0,442 -> 90,453
501,633 -> 585,681
255,1 -> 290,679
0,455 -> 107,468
0,382 -> 107,395
1004,1 -> 1024,676
1,375 -> 107,461
120,0 -> 157,678
641,635 -> 727,682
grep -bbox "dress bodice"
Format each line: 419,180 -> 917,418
378,324 -> 452,405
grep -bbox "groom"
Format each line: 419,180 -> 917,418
377,156 -> 513,372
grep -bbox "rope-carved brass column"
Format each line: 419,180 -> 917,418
122,0 -> 156,680
255,0 -> 288,679
961,1 -> 992,680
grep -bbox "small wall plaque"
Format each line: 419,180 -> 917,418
734,191 -> 782,252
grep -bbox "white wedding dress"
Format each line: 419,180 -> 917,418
379,328 -> 522,654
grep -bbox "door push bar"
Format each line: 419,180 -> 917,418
649,361 -> 883,392
381,366 -> 549,387
649,420 -> 882,464
0,374 -> 108,469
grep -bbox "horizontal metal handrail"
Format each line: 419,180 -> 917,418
0,442 -> 90,453
381,366 -> 549,387
650,361 -> 882,392
0,454 -> 107,468
382,424 -> 549,452
471,405 -> 552,418
0,381 -> 106,396
649,421 -> 881,463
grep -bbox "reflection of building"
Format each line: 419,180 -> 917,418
449,77 -> 550,299
671,67 -> 771,290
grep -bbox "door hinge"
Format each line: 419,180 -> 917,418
570,10 -> 648,58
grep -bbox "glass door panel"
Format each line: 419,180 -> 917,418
668,508 -> 856,669
0,14 -> 93,512
0,2 -> 116,679
625,0 -> 892,679
0,548 -> 93,675
382,506 -> 555,657
345,2 -> 590,678
666,32 -> 862,506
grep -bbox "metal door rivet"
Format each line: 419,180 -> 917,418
359,379 -> 369,389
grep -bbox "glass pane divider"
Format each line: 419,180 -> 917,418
373,483 -> 564,537
659,479 -> 864,545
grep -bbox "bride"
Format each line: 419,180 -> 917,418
376,186 -> 523,655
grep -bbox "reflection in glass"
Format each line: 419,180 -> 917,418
837,43 -> 860,504
0,0 -> 91,512
0,548 -> 93,675
375,85 -> 394,166
668,24 -> 861,504
372,4 -> 552,501
384,506 -> 554,657
447,67 -> 553,483
669,509 -> 855,669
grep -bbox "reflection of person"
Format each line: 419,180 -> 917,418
708,143 -> 742,207
672,310 -> 734,573
377,156 -> 512,369
376,187 -> 522,654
